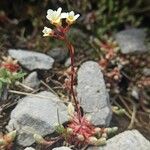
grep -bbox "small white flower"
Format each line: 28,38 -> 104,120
67,102 -> 75,116
46,7 -> 62,26
66,11 -> 80,24
42,27 -> 53,36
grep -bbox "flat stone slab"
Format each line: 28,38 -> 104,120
115,28 -> 148,54
87,130 -> 150,150
47,48 -> 68,63
7,91 -> 68,146
77,61 -> 112,126
52,147 -> 72,150
24,147 -> 35,150
8,49 -> 54,70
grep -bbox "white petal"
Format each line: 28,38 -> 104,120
46,14 -> 52,20
61,12 -> 68,18
42,27 -> 52,34
74,14 -> 80,20
47,9 -> 53,15
42,27 -> 46,34
57,7 -> 62,15
69,11 -> 74,16
42,27 -> 46,32
52,11 -> 57,19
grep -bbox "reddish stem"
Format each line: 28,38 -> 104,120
64,38 -> 80,116
53,26 -> 81,119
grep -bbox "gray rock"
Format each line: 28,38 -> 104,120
87,130 -> 150,150
24,147 -> 35,150
143,68 -> 150,76
77,61 -> 112,126
68,28 -> 87,41
7,91 -> 68,146
68,28 -> 90,50
115,28 -> 148,54
52,146 -> 72,150
47,48 -> 68,63
8,49 -> 54,70
23,72 -> 40,89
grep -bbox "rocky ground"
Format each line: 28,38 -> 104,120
0,6 -> 150,149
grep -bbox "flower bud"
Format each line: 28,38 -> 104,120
66,128 -> 73,134
88,136 -> 98,144
103,128 -> 108,133
34,134 -> 46,144
67,102 -> 75,117
5,130 -> 17,143
112,106 -> 118,110
107,127 -> 118,134
102,133 -> 107,138
113,109 -> 125,115
85,115 -> 91,122
106,128 -> 112,134
112,127 -> 118,133
95,137 -> 106,146
94,127 -> 101,134
77,134 -> 84,141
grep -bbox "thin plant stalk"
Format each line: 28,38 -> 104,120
65,38 -> 81,117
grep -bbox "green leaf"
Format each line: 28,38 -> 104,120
0,68 -> 26,86
55,124 -> 65,134
0,78 -> 8,83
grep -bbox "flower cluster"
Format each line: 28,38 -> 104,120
1,56 -> 19,72
0,56 -> 26,96
63,67 -> 77,93
42,7 -> 80,38
64,103 -> 118,148
97,36 -> 120,71
92,36 -> 128,91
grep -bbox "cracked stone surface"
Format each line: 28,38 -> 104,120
52,146 -> 72,150
7,91 -> 68,146
115,28 -> 148,54
87,130 -> 150,150
8,49 -> 54,70
77,61 -> 112,126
